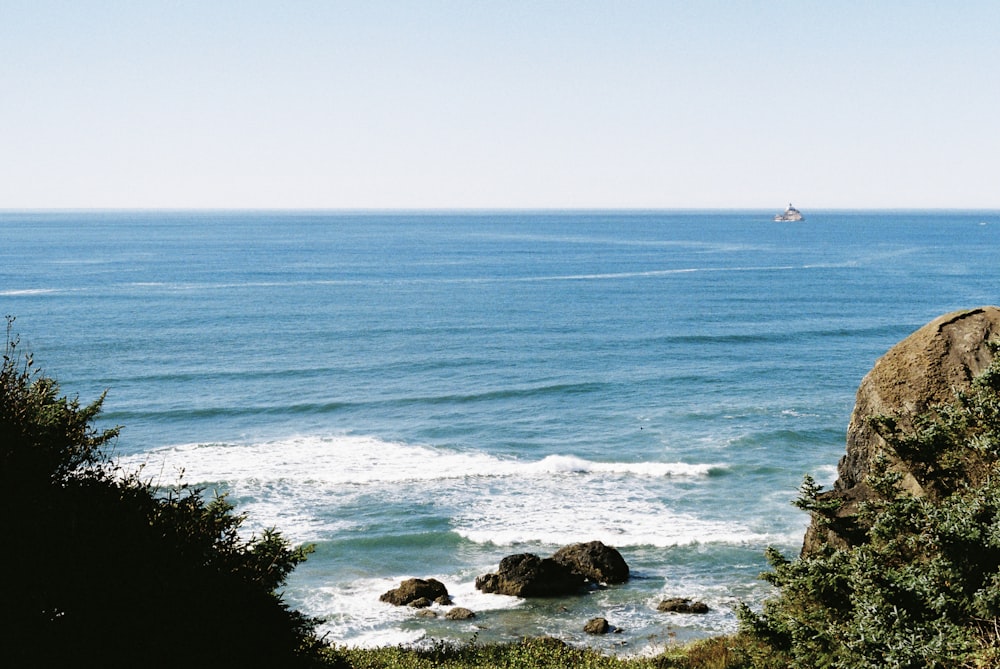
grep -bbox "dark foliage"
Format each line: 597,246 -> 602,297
0,318 -> 327,668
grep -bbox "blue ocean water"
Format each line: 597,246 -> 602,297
2,210 -> 999,653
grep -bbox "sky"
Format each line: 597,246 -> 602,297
2,1 -> 999,210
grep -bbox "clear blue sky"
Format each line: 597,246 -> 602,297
2,1 -> 998,209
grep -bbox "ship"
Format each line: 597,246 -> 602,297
773,203 -> 804,222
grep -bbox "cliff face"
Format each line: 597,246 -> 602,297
802,306 -> 1000,554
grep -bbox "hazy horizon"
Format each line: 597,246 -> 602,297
5,206 -> 1000,214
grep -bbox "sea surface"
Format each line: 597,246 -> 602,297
3,210 -> 999,654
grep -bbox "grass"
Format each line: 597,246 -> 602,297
324,634 -> 754,669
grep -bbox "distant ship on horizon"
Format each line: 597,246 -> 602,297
774,203 -> 804,222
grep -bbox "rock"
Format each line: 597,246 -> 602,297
552,541 -> 629,584
802,306 -> 1000,554
475,553 -> 586,597
584,617 -> 610,634
445,607 -> 476,620
380,578 -> 450,607
475,542 -> 630,600
416,609 -> 438,618
657,597 -> 709,614
409,597 -> 432,608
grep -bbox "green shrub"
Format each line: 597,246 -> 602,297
0,318 -> 326,668
331,635 -> 751,669
739,345 -> 1000,668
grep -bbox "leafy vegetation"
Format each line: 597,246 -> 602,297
327,635 -> 750,669
0,318 -> 327,668
738,344 -> 1000,668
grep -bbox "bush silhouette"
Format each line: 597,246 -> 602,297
1,319 -> 327,668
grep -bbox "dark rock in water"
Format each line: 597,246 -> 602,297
552,541 -> 629,584
445,607 -> 476,620
584,617 -> 610,634
380,578 -> 450,606
416,609 -> 438,618
476,542 -> 631,598
475,553 -> 586,597
802,306 -> 1000,554
657,598 -> 709,614
409,597 -> 432,609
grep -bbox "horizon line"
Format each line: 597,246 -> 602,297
4,206 -> 1000,214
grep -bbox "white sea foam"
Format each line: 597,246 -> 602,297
110,263 -> 836,293
815,463 -> 840,486
119,435 -> 757,548
0,287 -> 61,296
522,454 -> 717,478
294,572 -> 524,648
500,265 -> 825,283
124,436 -> 718,485
301,578 -> 428,647
451,480 -> 771,549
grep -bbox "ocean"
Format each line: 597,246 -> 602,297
2,210 -> 999,654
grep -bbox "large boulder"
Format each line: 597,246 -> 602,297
552,541 -> 629,584
475,553 -> 586,597
802,306 -> 1000,554
657,597 -> 709,614
379,578 -> 450,607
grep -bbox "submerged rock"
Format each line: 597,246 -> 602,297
657,598 -> 709,614
445,607 -> 476,620
802,306 -> 1000,554
380,578 -> 450,607
584,617 -> 610,634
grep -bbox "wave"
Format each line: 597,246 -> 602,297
104,401 -> 353,422
117,435 -> 752,549
0,288 -> 62,296
45,262 -> 854,298
105,383 -> 608,422
637,322 -> 908,347
453,509 -> 776,549
126,279 -> 371,291
1,259 -> 872,305
397,382 -> 608,406
298,574 -> 524,648
522,454 -> 719,478
503,265 -> 813,282
121,436 -> 720,487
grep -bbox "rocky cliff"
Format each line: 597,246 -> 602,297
802,306 -> 1000,554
